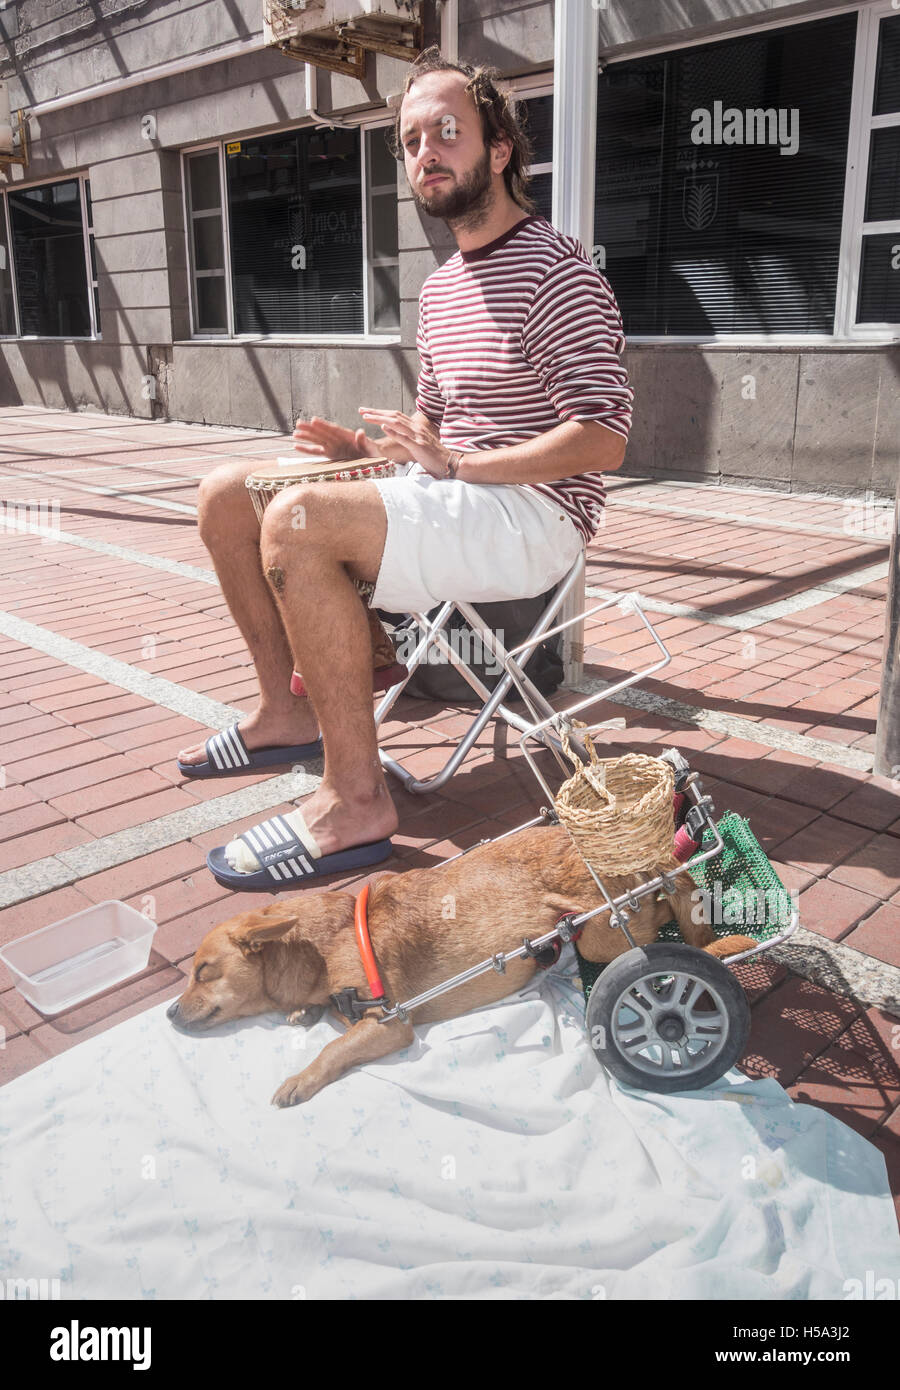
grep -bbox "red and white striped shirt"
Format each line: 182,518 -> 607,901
415,214 -> 633,542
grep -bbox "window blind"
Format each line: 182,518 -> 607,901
594,12 -> 858,335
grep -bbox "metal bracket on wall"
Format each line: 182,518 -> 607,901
270,31 -> 369,79
336,15 -> 424,63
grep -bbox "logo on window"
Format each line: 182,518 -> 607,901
682,171 -> 718,231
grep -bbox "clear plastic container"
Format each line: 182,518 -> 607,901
0,900 -> 157,1015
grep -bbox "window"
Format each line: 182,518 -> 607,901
84,179 -> 100,334
520,94 -> 553,219
186,148 -> 229,335
855,10 -> 900,324
184,123 -> 398,337
366,126 -> 399,332
227,125 -> 363,334
593,12 -> 858,336
7,177 -> 94,337
0,194 -> 16,336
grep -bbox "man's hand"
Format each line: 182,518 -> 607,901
357,408 -> 450,477
292,415 -> 383,464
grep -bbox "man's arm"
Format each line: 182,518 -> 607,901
452,418 -> 626,485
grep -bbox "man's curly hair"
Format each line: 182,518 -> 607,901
387,45 -> 539,215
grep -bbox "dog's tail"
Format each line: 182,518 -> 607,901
701,934 -> 757,958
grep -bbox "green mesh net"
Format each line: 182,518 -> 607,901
574,812 -> 794,1002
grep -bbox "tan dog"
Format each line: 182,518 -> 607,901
168,824 -> 755,1107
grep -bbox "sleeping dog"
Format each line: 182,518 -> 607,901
167,823 -> 754,1107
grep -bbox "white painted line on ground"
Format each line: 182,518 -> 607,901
607,494 -> 891,543
6,513 -> 885,640
0,466 -> 198,515
571,676 -> 874,772
0,541 -> 877,784
0,609 -> 243,728
4,522 -> 218,584
62,475 -> 194,491
586,560 -> 888,632
0,767 -> 322,910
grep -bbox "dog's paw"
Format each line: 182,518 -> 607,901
286,1005 -> 324,1028
271,1072 -> 317,1108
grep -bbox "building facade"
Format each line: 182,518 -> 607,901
0,0 -> 897,496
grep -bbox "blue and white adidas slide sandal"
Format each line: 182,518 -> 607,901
177,725 -> 323,779
206,811 -> 393,891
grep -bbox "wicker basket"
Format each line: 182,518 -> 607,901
554,730 -> 675,875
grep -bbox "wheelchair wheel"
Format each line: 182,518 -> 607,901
585,943 -> 750,1093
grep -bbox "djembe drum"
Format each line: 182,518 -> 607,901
245,456 -> 407,695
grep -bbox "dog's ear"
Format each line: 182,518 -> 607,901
230,903 -> 301,957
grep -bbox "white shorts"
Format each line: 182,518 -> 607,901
371,463 -> 583,614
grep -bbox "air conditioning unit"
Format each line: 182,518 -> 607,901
263,0 -> 424,76
0,81 -> 28,168
265,0 -> 416,32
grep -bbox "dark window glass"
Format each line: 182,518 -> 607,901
865,125 -> 900,223
365,127 -> 398,332
369,127 -> 397,186
372,263 -> 399,330
594,12 -> 857,334
369,193 -> 398,261
190,153 -> 222,213
522,95 -> 553,164
528,170 -> 552,222
196,277 -> 228,333
194,215 -> 224,272
856,233 -> 900,323
874,14 -> 900,116
226,126 -> 363,334
0,204 -> 16,334
8,179 -> 91,337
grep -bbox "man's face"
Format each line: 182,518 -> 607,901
400,71 -> 508,222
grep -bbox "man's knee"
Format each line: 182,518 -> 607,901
259,480 -> 386,584
197,461 -> 258,543
259,485 -> 329,553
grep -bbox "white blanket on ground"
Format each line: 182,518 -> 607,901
1,952 -> 898,1300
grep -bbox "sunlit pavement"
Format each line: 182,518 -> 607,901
0,404 -> 897,1226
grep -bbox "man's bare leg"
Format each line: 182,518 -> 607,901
177,461 -> 319,765
256,479 -> 397,853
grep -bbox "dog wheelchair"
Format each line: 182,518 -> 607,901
366,591 -> 799,1095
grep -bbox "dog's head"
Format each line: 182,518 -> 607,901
166,896 -> 344,1032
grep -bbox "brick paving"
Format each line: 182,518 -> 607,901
1,405 -> 898,1227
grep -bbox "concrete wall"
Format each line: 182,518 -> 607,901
624,343 -> 899,495
0,0 -> 895,496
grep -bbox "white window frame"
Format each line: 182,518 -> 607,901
79,176 -> 101,340
509,81 -> 554,185
0,172 -> 100,341
836,0 -> 900,338
182,141 -> 232,339
0,190 -> 21,338
180,116 -> 399,344
600,0 -> 899,346
364,124 -> 400,335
